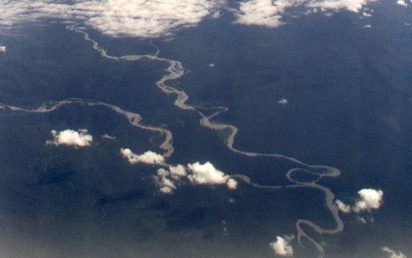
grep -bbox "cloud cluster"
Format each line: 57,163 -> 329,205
153,162 -> 237,194
155,168 -> 179,194
234,0 -> 377,28
335,188 -> 383,214
120,148 -> 165,165
119,148 -> 237,194
154,165 -> 188,194
0,0 -> 222,38
269,235 -> 294,257
234,0 -> 299,28
382,247 -> 407,258
87,0 -> 222,38
101,134 -> 116,140
0,0 -> 71,27
46,129 -> 93,147
307,0 -> 375,12
0,46 -> 6,53
0,0 -> 389,37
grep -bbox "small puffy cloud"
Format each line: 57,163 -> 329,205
227,178 -> 238,190
169,164 -> 187,180
270,235 -> 294,257
155,168 -> 177,194
382,247 -> 407,258
278,97 -> 289,105
397,0 -> 408,7
187,161 -> 229,185
335,199 -> 351,213
46,129 -> 93,147
83,0 -> 222,38
363,24 -> 372,28
120,148 -> 165,165
0,46 -> 6,53
353,188 -> 383,213
0,0 -> 384,36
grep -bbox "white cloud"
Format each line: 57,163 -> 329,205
187,161 -> 229,185
101,134 -> 116,140
353,188 -> 383,213
152,162 -> 237,194
397,0 -> 408,7
234,0 -> 376,28
270,235 -> 294,257
120,148 -> 165,165
46,129 -> 93,147
169,164 -> 187,180
363,24 -> 372,28
234,0 -> 299,28
278,97 -> 289,105
227,178 -> 238,190
382,247 -> 407,258
335,199 -> 351,213
0,0 -> 222,38
153,165 -> 188,194
0,46 -> 6,53
335,188 -> 383,214
186,161 -> 237,190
